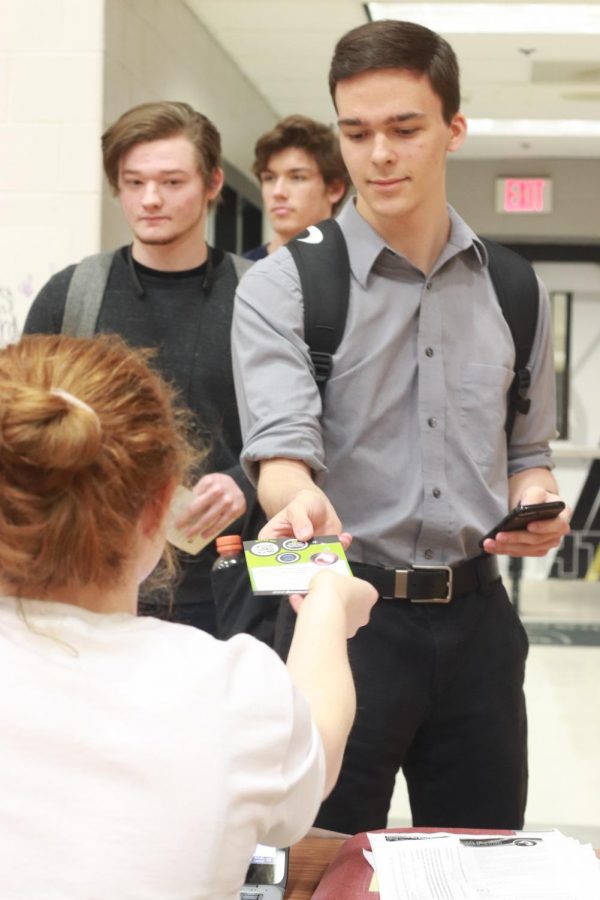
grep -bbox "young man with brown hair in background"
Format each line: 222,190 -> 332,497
244,114 -> 349,260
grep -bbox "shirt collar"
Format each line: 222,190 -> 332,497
336,199 -> 487,286
446,204 -> 488,268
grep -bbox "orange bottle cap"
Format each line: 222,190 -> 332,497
215,535 -> 243,552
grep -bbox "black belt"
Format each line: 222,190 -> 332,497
351,554 -> 500,603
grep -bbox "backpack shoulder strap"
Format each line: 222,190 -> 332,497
481,238 -> 540,441
61,250 -> 115,337
287,219 -> 350,393
228,252 -> 253,282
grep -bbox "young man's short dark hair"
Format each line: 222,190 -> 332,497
252,114 -> 350,212
329,19 -> 460,124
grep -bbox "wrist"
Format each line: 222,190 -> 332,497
296,578 -> 346,627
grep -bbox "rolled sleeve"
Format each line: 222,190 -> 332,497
231,250 -> 326,486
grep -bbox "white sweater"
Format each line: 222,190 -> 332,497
0,597 -> 324,899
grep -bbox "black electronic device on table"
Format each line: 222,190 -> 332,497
240,845 -> 288,900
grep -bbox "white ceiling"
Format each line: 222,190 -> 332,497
183,0 -> 600,159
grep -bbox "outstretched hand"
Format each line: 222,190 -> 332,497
258,488 -> 352,550
175,473 -> 246,539
289,569 -> 378,638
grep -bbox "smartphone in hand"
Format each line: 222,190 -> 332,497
479,501 -> 566,548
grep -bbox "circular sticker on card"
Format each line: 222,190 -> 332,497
276,552 -> 300,564
310,551 -> 339,566
249,541 -> 279,557
282,539 -> 308,551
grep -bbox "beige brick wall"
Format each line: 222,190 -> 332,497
0,0 -> 274,334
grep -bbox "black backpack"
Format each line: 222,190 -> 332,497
287,218 -> 539,441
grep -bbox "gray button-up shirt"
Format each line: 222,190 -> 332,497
232,201 -> 556,567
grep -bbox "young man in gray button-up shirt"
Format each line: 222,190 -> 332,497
232,20 -> 570,833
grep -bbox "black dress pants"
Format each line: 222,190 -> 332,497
275,577 -> 529,834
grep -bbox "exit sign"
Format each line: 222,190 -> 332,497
495,177 -> 552,214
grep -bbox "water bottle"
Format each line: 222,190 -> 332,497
211,535 -> 247,639
211,534 -> 244,573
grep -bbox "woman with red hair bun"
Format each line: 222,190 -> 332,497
0,333 -> 376,899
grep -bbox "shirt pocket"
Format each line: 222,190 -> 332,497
460,363 -> 514,468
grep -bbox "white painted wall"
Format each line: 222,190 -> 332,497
0,0 -> 105,340
0,0 -> 275,338
538,264 -> 600,570
448,157 -> 600,243
522,262 -> 600,581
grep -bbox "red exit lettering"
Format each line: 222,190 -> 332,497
504,178 -> 546,213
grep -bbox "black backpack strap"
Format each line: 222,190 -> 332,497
481,238 -> 540,441
287,219 -> 350,394
61,250 -> 115,337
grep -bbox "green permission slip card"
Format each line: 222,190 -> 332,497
243,535 -> 352,595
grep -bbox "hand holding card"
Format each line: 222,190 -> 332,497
244,535 -> 352,594
291,568 -> 378,638
165,485 -> 213,555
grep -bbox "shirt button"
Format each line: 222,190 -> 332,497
425,347 -> 434,357
426,282 -> 433,291
428,417 -> 438,428
424,548 -> 434,560
432,488 -> 441,498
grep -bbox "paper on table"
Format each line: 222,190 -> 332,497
369,834 -> 476,900
361,851 -> 380,892
368,831 -> 600,900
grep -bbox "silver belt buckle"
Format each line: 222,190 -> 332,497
395,565 -> 453,603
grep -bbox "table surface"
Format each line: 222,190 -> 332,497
285,834 -> 600,899
285,836 -> 344,899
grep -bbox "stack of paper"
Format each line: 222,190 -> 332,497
365,830 -> 600,899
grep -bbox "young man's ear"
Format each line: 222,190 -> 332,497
206,167 -> 225,204
447,113 -> 467,154
326,179 -> 348,208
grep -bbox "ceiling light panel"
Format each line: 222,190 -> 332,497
367,4 -> 600,34
468,118 -> 600,136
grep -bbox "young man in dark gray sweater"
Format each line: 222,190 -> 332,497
24,101 -> 253,635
